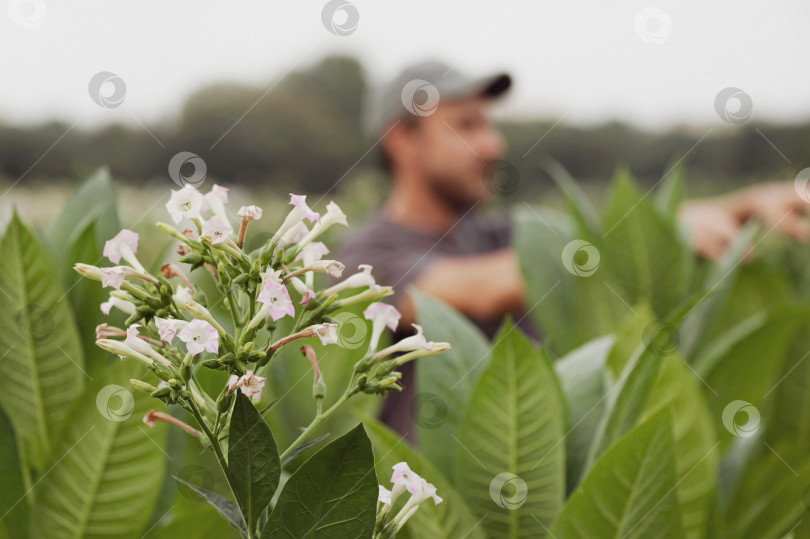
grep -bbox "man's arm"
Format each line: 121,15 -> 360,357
396,248 -> 526,326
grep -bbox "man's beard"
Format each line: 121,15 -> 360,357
425,173 -> 483,214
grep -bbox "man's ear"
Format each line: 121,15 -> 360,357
381,122 -> 417,170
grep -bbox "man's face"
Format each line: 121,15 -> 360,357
408,96 -> 505,210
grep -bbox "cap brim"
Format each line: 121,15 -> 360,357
478,73 -> 512,98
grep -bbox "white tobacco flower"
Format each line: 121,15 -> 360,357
297,201 -> 348,249
280,221 -> 309,247
154,316 -> 188,343
177,319 -> 219,356
372,324 -> 437,360
125,324 -> 173,367
257,281 -> 295,321
364,302 -> 401,353
202,184 -> 231,228
226,370 -> 266,399
103,229 -> 145,272
173,285 -> 193,305
379,485 -> 392,507
310,323 -> 339,346
100,296 -> 136,315
237,205 -> 262,221
259,268 -> 283,286
166,185 -> 204,224
101,266 -> 158,290
201,215 -> 233,245
321,264 -> 380,297
274,194 -> 321,242
96,338 -> 153,366
290,276 -> 316,305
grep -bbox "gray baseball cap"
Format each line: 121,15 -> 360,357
363,60 -> 512,138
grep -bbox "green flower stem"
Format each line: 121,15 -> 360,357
279,381 -> 354,462
187,397 -> 255,539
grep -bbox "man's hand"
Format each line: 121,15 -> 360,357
678,181 -> 810,262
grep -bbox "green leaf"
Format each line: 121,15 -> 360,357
227,392 -> 281,534
30,361 -> 167,539
456,322 -> 566,537
173,477 -> 246,535
536,154 -> 602,238
723,440 -> 810,538
653,160 -> 685,222
0,211 -> 85,471
764,323 -> 810,448
550,408 -> 684,538
600,168 -> 692,319
585,297 -> 698,473
363,417 -> 486,539
262,424 -> 377,538
554,335 -> 613,494
47,167 -> 119,286
0,406 -> 29,538
411,289 -> 491,479
513,206 -> 624,355
641,356 -> 718,539
701,306 -> 803,448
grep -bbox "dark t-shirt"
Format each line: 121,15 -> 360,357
334,208 -> 539,442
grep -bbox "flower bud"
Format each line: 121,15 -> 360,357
130,379 -> 158,394
74,263 -> 102,281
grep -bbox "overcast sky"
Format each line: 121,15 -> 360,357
1,0 -> 809,132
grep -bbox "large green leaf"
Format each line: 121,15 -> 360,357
0,211 -> 85,471
411,289 -> 490,479
701,307 -> 803,448
553,335 -> 613,494
31,361 -> 167,538
364,418 -> 486,539
513,206 -> 623,356
228,392 -> 280,534
173,477 -> 245,535
455,322 -> 566,537
0,407 -> 29,538
641,356 -> 718,539
262,423 -> 377,538
764,323 -> 810,448
584,297 -> 698,473
536,154 -> 602,239
47,167 -> 119,286
723,440 -> 810,538
550,408 -> 684,538
600,168 -> 692,319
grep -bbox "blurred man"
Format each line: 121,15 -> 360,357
335,60 -> 810,441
